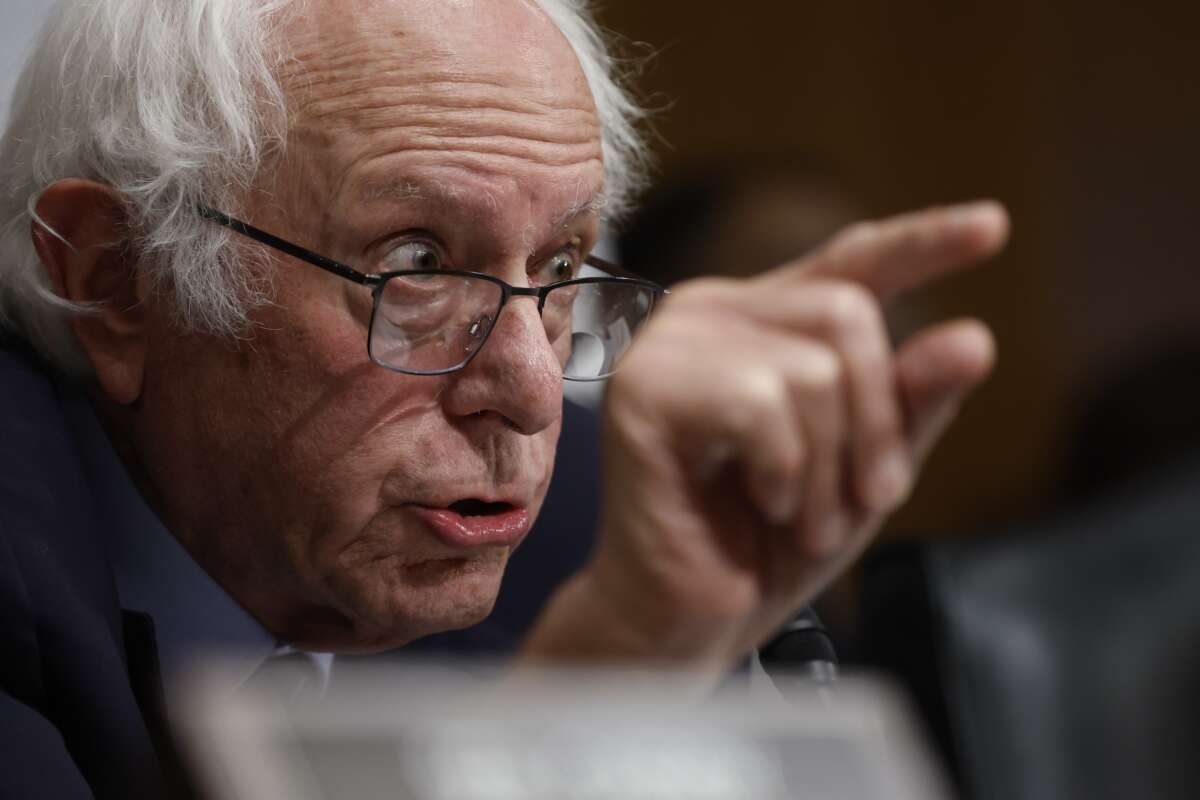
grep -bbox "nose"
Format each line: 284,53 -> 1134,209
439,293 -> 562,435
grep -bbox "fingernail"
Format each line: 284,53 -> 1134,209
869,449 -> 912,511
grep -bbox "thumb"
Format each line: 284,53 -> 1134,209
895,318 -> 996,463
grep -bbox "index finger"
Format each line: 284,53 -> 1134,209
769,200 -> 1010,301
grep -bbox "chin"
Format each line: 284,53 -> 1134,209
326,549 -> 510,652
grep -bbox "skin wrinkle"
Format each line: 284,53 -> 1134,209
311,132 -> 602,255
304,92 -> 599,139
357,176 -> 605,256
345,124 -> 597,147
311,93 -> 598,120
317,129 -> 602,212
302,84 -> 600,123
115,0 -> 601,652
321,155 -> 602,279
346,140 -> 599,170
281,14 -> 592,118
336,138 -> 602,174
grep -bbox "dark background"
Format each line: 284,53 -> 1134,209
595,0 -> 1200,540
6,0 -> 1196,541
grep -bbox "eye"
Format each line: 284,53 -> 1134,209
382,240 -> 445,272
534,250 -> 580,285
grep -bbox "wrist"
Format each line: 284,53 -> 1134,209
518,565 -> 741,680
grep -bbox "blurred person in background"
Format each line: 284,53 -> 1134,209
1054,343 -> 1200,508
0,1 -> 1006,797
854,338 -> 1200,800
620,157 -> 863,286
567,157 -> 865,411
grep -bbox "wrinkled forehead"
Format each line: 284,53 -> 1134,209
270,0 -> 603,244
280,0 -> 591,102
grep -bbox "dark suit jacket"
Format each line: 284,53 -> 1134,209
0,345 -> 171,799
0,342 -> 605,798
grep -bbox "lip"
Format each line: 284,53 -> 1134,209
408,505 -> 532,549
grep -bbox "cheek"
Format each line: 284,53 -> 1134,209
327,537 -> 511,640
243,289 -> 441,474
261,363 -> 448,561
530,428 -> 559,510
147,268 -> 565,613
176,289 -> 450,552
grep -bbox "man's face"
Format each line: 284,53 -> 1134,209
130,0 -> 604,651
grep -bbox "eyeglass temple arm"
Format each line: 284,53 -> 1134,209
583,254 -> 669,297
584,253 -> 637,279
197,206 -> 378,287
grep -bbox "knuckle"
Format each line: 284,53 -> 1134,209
734,366 -> 789,422
905,217 -> 940,250
830,220 -> 880,251
799,344 -> 842,390
705,366 -> 788,449
822,282 -> 879,333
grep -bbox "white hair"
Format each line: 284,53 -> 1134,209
532,0 -> 650,216
0,0 -> 649,375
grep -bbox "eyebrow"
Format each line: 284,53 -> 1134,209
555,190 -> 609,227
359,177 -> 608,232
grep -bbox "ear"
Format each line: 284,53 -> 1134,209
31,179 -> 148,405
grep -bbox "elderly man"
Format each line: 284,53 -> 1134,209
0,0 -> 1006,797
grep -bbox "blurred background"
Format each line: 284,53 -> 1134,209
7,2 -> 1200,797
589,6 -> 1200,795
595,0 -> 1200,537
6,0 -> 1197,575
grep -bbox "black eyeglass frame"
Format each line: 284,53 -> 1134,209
197,205 -> 667,378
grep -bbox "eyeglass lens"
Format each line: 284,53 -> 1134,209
368,269 -> 656,380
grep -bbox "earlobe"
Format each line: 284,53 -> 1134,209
31,179 -> 147,405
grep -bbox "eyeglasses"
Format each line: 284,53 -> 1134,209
198,207 -> 666,381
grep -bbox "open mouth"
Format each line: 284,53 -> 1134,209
410,500 -> 531,548
447,498 -> 514,516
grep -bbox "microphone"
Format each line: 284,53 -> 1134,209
758,608 -> 839,688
